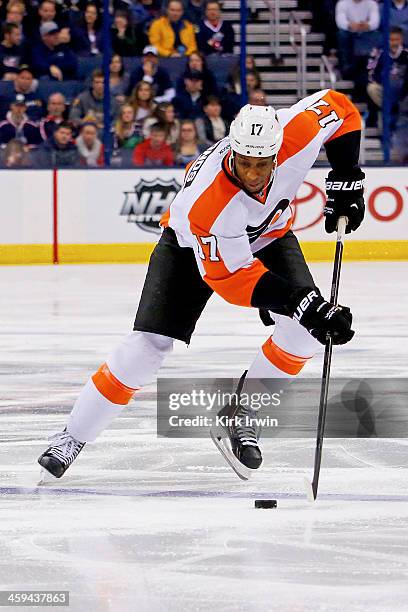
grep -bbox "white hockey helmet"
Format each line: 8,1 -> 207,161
229,104 -> 283,158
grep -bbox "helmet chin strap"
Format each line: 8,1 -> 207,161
229,149 -> 278,192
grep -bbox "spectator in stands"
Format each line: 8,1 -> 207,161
195,94 -> 227,145
127,45 -> 175,102
109,54 -> 129,104
0,65 -> 44,121
34,120 -> 80,167
69,69 -> 119,130
5,1 -> 26,31
71,3 -> 102,56
0,23 -> 24,80
173,68 -> 205,119
30,22 -> 78,80
229,55 -> 260,92
184,0 -> 206,25
367,26 -> 408,127
176,50 -> 218,95
148,0 -> 197,57
222,55 -> 260,120
140,0 -> 162,21
390,0 -> 408,46
0,138 -> 32,167
76,121 -> 104,166
196,0 -> 235,55
230,55 -> 261,92
113,103 -> 142,149
143,101 -> 180,145
246,70 -> 262,93
133,122 -> 174,165
39,92 -> 66,139
249,88 -> 267,106
128,80 -> 155,133
26,0 -> 66,42
115,0 -> 150,27
308,0 -> 338,54
335,0 -> 380,80
58,26 -> 71,46
174,118 -> 205,165
111,9 -> 146,56
0,99 -> 42,145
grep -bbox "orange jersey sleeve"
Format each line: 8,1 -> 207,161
277,89 -> 361,167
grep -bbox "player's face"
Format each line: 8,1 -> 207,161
234,153 -> 276,194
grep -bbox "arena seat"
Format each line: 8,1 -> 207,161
37,80 -> 83,104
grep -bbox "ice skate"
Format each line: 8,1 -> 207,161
210,372 -> 263,480
38,429 -> 85,479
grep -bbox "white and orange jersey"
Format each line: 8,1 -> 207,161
161,89 -> 361,307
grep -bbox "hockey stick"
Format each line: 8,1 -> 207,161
305,216 -> 348,502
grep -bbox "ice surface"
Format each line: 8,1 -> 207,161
1,262 -> 408,612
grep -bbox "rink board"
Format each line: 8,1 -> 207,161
0,167 -> 407,264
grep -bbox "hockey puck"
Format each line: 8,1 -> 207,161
254,499 -> 277,509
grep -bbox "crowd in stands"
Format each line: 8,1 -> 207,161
1,0 -> 408,166
301,0 -> 408,162
0,0 -> 244,167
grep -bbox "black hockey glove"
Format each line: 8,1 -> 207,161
289,287 -> 354,345
324,168 -> 365,234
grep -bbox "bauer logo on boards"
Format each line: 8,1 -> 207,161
120,177 -> 181,234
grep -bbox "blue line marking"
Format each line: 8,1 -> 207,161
1,487 -> 408,502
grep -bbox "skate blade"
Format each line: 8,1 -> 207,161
37,467 -> 58,486
210,426 -> 255,481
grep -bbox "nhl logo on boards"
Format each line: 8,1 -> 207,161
120,177 -> 181,234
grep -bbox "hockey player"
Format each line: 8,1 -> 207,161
38,89 -> 365,480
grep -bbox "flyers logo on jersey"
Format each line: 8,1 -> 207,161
121,178 -> 181,234
246,199 -> 290,243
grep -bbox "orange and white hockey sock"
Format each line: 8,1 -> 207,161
247,314 -> 320,379
247,336 -> 312,378
67,331 -> 173,442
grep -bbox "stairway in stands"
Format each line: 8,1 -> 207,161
223,0 -> 383,162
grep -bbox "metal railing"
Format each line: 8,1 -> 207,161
319,55 -> 337,90
289,11 -> 307,98
263,0 -> 282,64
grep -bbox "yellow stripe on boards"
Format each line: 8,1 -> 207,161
58,243 -> 156,264
0,241 -> 407,265
0,244 -> 53,264
300,240 -> 408,262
